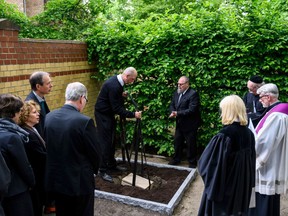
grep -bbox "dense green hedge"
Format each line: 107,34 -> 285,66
86,1 -> 288,155
2,0 -> 288,155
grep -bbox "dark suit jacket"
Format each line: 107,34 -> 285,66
44,104 -> 101,196
95,75 -> 134,118
169,88 -> 202,132
25,91 -> 50,137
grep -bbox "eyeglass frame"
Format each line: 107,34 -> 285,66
259,94 -> 269,99
177,82 -> 188,86
82,95 -> 88,102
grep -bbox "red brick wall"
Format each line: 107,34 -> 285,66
0,23 -> 101,120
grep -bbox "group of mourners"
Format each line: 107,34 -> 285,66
0,70 -> 287,216
198,76 -> 288,216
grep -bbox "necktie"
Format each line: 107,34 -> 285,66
178,93 -> 182,105
40,101 -> 46,115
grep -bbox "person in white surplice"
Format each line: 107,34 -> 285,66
248,83 -> 288,216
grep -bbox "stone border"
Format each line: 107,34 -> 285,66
94,160 -> 197,215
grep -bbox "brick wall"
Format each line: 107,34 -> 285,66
0,20 -> 102,120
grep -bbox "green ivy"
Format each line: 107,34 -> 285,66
86,0 -> 288,155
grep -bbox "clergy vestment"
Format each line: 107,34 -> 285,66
248,103 -> 288,216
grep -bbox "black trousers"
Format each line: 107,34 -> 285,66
173,128 -> 198,164
54,192 -> 94,216
3,190 -> 34,216
95,111 -> 117,172
248,192 -> 280,216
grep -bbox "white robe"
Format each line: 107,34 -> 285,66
255,110 -> 288,195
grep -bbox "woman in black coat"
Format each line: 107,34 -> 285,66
0,94 -> 35,216
19,100 -> 46,216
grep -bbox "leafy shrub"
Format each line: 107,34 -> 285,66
87,0 -> 288,155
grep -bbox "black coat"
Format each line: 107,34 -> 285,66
0,119 -> 35,197
22,126 -> 46,194
169,87 -> 202,132
95,75 -> 134,118
198,122 -> 256,216
44,105 -> 101,196
25,92 -> 50,137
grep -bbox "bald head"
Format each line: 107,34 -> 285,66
122,67 -> 137,84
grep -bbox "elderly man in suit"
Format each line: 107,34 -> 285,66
44,82 -> 101,216
94,67 -> 142,182
168,76 -> 202,168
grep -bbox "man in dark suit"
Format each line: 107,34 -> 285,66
25,71 -> 55,214
243,75 -> 265,127
44,82 -> 102,216
25,71 -> 52,138
95,67 -> 142,182
168,76 -> 202,168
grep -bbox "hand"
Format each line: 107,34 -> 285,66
169,111 -> 177,118
122,91 -> 128,97
135,111 -> 142,119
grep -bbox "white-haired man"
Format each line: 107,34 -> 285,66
249,83 -> 288,216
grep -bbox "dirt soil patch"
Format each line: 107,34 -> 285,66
95,162 -> 190,204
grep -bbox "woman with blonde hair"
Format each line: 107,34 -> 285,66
19,100 -> 46,216
198,95 -> 256,216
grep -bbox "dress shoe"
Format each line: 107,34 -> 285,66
168,160 -> 180,165
98,172 -> 113,183
189,163 -> 197,169
113,165 -> 127,172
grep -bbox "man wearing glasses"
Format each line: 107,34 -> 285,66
243,75 -> 265,126
168,76 -> 202,168
249,83 -> 288,216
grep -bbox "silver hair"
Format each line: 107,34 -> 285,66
123,67 -> 137,75
257,83 -> 279,99
65,82 -> 87,101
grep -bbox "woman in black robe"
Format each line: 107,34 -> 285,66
198,95 -> 256,216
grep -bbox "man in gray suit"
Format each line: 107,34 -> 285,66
45,82 -> 101,216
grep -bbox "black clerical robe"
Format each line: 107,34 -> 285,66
198,122 -> 256,216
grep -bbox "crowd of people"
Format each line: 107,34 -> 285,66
0,69 -> 287,216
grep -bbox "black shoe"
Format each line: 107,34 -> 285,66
114,165 -> 127,171
189,163 -> 197,168
108,165 -> 127,172
168,160 -> 180,165
98,172 -> 113,183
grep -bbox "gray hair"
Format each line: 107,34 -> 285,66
65,82 -> 87,101
257,83 -> 279,99
123,67 -> 137,75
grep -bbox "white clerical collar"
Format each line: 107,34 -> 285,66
117,74 -> 124,86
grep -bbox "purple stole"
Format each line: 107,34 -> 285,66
256,103 -> 288,134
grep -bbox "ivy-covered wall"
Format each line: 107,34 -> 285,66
86,2 -> 288,155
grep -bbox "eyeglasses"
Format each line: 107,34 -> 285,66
82,95 -> 88,102
177,82 -> 187,86
259,94 -> 269,99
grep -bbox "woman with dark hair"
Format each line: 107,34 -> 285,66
19,100 -> 46,216
0,94 -> 35,216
